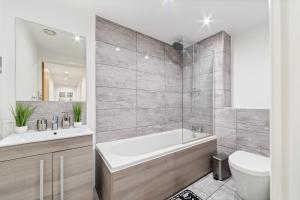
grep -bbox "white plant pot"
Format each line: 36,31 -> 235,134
15,126 -> 28,134
74,122 -> 82,128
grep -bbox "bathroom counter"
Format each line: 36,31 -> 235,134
0,126 -> 93,148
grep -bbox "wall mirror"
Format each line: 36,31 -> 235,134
15,18 -> 86,102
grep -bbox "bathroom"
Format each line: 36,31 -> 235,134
0,0 -> 299,200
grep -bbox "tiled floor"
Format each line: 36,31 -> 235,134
182,173 -> 242,200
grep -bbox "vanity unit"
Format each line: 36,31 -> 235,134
0,128 -> 93,200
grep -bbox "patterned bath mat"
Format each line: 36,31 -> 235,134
168,190 -> 202,200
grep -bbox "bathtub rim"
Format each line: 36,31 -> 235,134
96,130 -> 216,172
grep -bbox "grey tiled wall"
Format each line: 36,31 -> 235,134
183,32 -> 231,135
96,16 -> 182,143
215,108 -> 270,156
17,101 -> 87,130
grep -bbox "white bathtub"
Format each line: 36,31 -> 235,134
96,129 -> 216,172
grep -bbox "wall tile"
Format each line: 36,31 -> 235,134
215,108 -> 236,129
197,32 -> 224,58
137,108 -> 165,127
96,41 -> 136,69
96,17 -> 137,51
237,144 -> 269,157
166,108 -> 182,123
215,126 -> 236,149
137,90 -> 165,108
217,145 -> 236,156
137,53 -> 164,75
19,101 -> 87,130
137,71 -> 164,91
96,64 -> 136,89
137,125 -> 165,136
183,93 -> 192,108
96,87 -> 136,109
166,92 -> 182,108
165,77 -> 182,93
215,90 -> 231,108
214,70 -> 231,90
137,33 -> 165,59
236,109 -> 270,130
236,129 -> 270,156
165,122 -> 182,131
96,108 -> 136,132
96,128 -> 137,143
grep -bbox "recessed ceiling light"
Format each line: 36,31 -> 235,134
64,71 -> 68,74
162,0 -> 175,6
200,16 -> 213,26
75,34 -> 81,42
43,29 -> 56,36
144,55 -> 149,60
115,47 -> 121,51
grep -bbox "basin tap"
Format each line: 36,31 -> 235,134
62,112 -> 70,129
52,115 -> 59,130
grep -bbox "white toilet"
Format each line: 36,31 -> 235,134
229,151 -> 270,200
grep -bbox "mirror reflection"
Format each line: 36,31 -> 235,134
16,18 -> 86,102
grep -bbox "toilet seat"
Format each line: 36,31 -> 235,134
229,151 -> 270,177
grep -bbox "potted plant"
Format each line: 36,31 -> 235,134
73,103 -> 82,128
11,103 -> 35,133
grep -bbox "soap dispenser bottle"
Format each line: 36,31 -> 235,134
62,112 -> 70,129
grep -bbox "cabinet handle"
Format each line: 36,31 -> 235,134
40,160 -> 44,200
60,156 -> 64,200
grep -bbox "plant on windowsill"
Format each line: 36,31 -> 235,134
73,103 -> 82,128
11,103 -> 35,133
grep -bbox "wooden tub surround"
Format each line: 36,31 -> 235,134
96,138 -> 217,200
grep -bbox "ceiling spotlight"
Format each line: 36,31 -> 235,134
162,0 -> 175,6
74,34 -> 81,42
144,55 -> 149,60
43,29 -> 57,36
200,16 -> 213,26
115,47 -> 121,51
64,71 -> 68,74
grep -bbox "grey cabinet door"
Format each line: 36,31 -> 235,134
53,146 -> 93,200
0,153 -> 53,200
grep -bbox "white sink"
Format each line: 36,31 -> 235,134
0,126 -> 93,147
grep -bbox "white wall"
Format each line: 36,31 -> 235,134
0,0 -> 95,138
15,19 -> 39,100
232,22 -> 271,109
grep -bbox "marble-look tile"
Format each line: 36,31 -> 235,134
137,108 -> 165,127
137,124 -> 165,136
191,91 -> 213,109
137,90 -> 165,108
197,32 -> 224,58
237,123 -> 269,135
165,92 -> 182,108
196,73 -> 213,92
215,126 -> 237,149
166,108 -> 182,123
215,108 -> 236,129
137,71 -> 164,91
195,55 -> 214,75
215,90 -> 231,108
96,108 -> 136,132
165,122 -> 182,131
96,87 -> 136,109
137,33 -> 165,59
21,101 -> 87,130
237,144 -> 270,157
208,183 -> 242,200
183,108 -> 213,126
217,145 -> 236,156
236,129 -> 270,156
96,41 -> 136,69
96,128 -> 137,143
188,173 -> 226,198
183,66 -> 192,93
183,93 -> 192,108
96,17 -> 137,51
137,53 -> 164,75
96,64 -> 136,89
222,32 -> 231,53
236,109 -> 270,130
214,70 -> 231,90
165,77 -> 182,93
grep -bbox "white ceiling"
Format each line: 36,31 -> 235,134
93,0 -> 269,44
